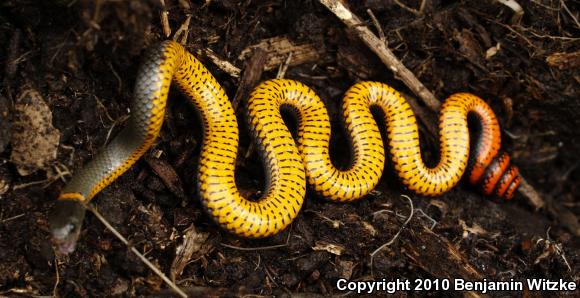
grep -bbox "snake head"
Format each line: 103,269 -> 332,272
49,200 -> 86,254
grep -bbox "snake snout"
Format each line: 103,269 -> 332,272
51,223 -> 79,254
49,199 -> 86,254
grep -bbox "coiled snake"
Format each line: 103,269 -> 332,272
49,41 -> 520,253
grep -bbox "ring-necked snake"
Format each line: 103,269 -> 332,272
49,41 -> 521,253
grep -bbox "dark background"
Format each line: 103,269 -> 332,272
0,0 -> 578,296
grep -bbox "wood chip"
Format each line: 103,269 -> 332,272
546,50 -> 580,70
0,167 -> 11,196
459,219 -> 488,238
362,221 -> 377,236
10,87 -> 60,176
485,43 -> 501,59
238,36 -> 322,71
312,241 -> 344,255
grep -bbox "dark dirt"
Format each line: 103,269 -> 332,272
1,0 -> 579,297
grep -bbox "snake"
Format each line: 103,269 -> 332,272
49,41 -> 521,254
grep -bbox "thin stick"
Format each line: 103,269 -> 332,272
85,204 -> 187,298
276,53 -> 293,79
517,177 -> 544,209
53,257 -> 60,297
370,195 -> 414,257
202,48 -> 241,78
366,9 -> 385,42
414,208 -> 438,230
370,195 -> 414,276
393,0 -> 421,16
173,14 -> 192,44
13,179 -> 50,190
318,0 -> 441,112
0,213 -> 25,224
560,0 -> 580,29
318,0 -> 544,209
160,1 -> 171,38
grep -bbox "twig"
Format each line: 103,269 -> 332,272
414,209 -> 437,230
560,0 -> 580,29
12,164 -> 70,190
553,241 -> 572,272
517,177 -> 544,209
52,163 -> 72,184
104,115 -> 130,147
85,203 -> 187,298
0,213 -> 25,224
370,195 -> 414,256
393,0 -> 422,16
160,0 -> 171,37
370,195 -> 414,276
264,266 -> 279,287
541,227 -> 572,271
317,0 -> 439,137
522,29 -> 580,41
418,0 -> 427,13
201,48 -> 241,78
318,0 -> 545,209
53,257 -> 60,297
318,0 -> 440,111
173,14 -> 192,45
366,9 -> 385,42
276,53 -> 293,79
107,62 -> 123,94
492,21 -> 536,49
93,95 -> 115,123
13,179 -> 51,190
530,0 -> 560,11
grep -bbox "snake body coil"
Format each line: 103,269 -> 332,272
49,41 -> 520,253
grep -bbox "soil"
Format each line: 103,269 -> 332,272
0,0 -> 579,297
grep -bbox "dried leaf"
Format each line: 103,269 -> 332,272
170,225 -> 210,281
10,87 -> 60,176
